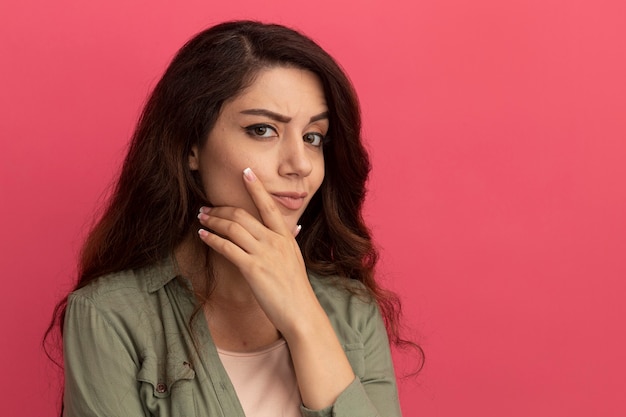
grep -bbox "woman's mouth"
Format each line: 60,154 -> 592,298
271,192 -> 307,210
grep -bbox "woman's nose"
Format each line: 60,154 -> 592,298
278,132 -> 313,178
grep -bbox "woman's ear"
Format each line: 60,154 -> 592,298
189,145 -> 199,170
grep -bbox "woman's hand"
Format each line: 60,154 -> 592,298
196,167 -> 317,337
197,167 -> 356,410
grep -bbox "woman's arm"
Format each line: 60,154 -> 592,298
197,168 -> 401,416
298,297 -> 402,417
63,294 -> 146,417
281,294 -> 357,409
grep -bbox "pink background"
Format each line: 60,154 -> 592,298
1,0 -> 625,416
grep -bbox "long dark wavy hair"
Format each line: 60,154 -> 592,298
45,19 -> 422,380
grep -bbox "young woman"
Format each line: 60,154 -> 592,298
50,20 -> 415,417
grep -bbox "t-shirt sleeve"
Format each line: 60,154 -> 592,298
300,301 -> 403,417
63,293 -> 147,417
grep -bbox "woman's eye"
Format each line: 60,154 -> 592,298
245,124 -> 277,138
303,132 -> 325,147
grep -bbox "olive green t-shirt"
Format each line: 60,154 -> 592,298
63,258 -> 402,417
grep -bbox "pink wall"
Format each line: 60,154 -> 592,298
2,0 -> 625,416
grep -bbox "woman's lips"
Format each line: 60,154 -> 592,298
271,192 -> 307,210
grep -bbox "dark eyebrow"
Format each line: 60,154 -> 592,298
309,111 -> 329,123
240,109 -> 291,123
240,109 -> 329,124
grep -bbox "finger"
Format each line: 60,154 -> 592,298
199,206 -> 267,240
197,211 -> 258,252
242,167 -> 291,235
197,228 -> 250,266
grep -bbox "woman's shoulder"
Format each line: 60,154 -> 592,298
308,271 -> 371,299
307,271 -> 380,326
64,260 -> 189,353
69,259 -> 181,311
71,269 -> 141,300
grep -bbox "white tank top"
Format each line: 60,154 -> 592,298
217,339 -> 302,417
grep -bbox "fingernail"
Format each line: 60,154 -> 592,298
197,213 -> 209,220
243,167 -> 256,182
199,206 -> 211,214
198,229 -> 209,237
294,224 -> 302,237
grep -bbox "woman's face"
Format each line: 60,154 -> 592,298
189,66 -> 328,231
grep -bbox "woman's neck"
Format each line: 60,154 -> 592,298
174,234 -> 280,351
174,234 -> 259,309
